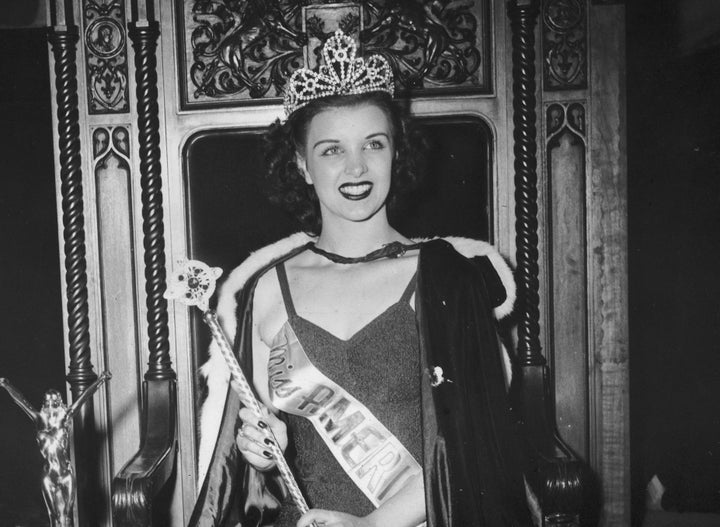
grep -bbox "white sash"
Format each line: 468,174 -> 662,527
268,321 -> 423,508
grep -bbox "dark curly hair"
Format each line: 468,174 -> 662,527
263,91 -> 425,235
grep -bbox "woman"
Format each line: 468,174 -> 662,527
191,31 -> 531,527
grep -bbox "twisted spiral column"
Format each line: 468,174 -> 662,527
49,23 -> 100,526
49,27 -> 98,399
509,0 -> 544,366
129,21 -> 174,381
508,10 -> 586,525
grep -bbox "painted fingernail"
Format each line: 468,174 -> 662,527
263,437 -> 273,446
257,420 -> 268,429
262,450 -> 272,459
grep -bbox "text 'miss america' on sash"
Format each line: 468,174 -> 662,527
267,323 -> 423,507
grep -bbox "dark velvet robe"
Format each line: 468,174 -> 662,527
190,239 -> 532,526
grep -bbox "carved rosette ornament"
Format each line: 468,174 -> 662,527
177,0 -> 491,109
542,0 -> 587,91
83,0 -> 130,113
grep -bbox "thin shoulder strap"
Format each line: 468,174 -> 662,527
399,271 -> 418,304
275,262 -> 297,318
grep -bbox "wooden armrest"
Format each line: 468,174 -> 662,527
513,364 -> 585,526
111,378 -> 177,527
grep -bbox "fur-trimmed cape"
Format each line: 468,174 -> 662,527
196,233 -> 516,485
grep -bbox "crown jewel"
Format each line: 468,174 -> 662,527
284,29 -> 394,116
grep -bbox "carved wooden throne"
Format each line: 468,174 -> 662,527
45,0 -> 627,525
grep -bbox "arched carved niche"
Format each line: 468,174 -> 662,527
92,126 -> 142,474
546,101 -> 589,457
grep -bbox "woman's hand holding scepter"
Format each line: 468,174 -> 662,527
164,260 -> 312,517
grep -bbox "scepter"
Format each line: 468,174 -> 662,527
164,260 -> 311,516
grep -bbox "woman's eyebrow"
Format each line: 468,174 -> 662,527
312,139 -> 339,150
312,132 -> 389,150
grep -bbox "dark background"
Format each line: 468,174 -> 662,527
627,0 -> 720,523
0,27 -> 65,527
1,1 -> 719,525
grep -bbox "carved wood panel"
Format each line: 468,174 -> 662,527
91,126 -> 141,484
175,0 -> 492,109
589,5 -> 629,523
542,0 -> 587,91
546,102 -> 588,458
82,0 -> 130,113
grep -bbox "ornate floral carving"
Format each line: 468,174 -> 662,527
542,0 -> 587,91
177,0 -> 490,109
303,3 -> 362,71
363,1 -> 486,91
83,0 -> 130,113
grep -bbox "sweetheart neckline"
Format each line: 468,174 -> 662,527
288,300 -> 413,344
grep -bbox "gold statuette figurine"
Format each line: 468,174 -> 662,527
0,372 -> 111,527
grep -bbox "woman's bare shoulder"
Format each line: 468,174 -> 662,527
252,266 -> 289,345
253,266 -> 282,314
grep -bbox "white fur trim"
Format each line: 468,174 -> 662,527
196,233 -> 515,485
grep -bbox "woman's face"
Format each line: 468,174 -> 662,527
297,103 -> 394,227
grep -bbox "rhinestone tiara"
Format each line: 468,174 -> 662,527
283,29 -> 394,116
